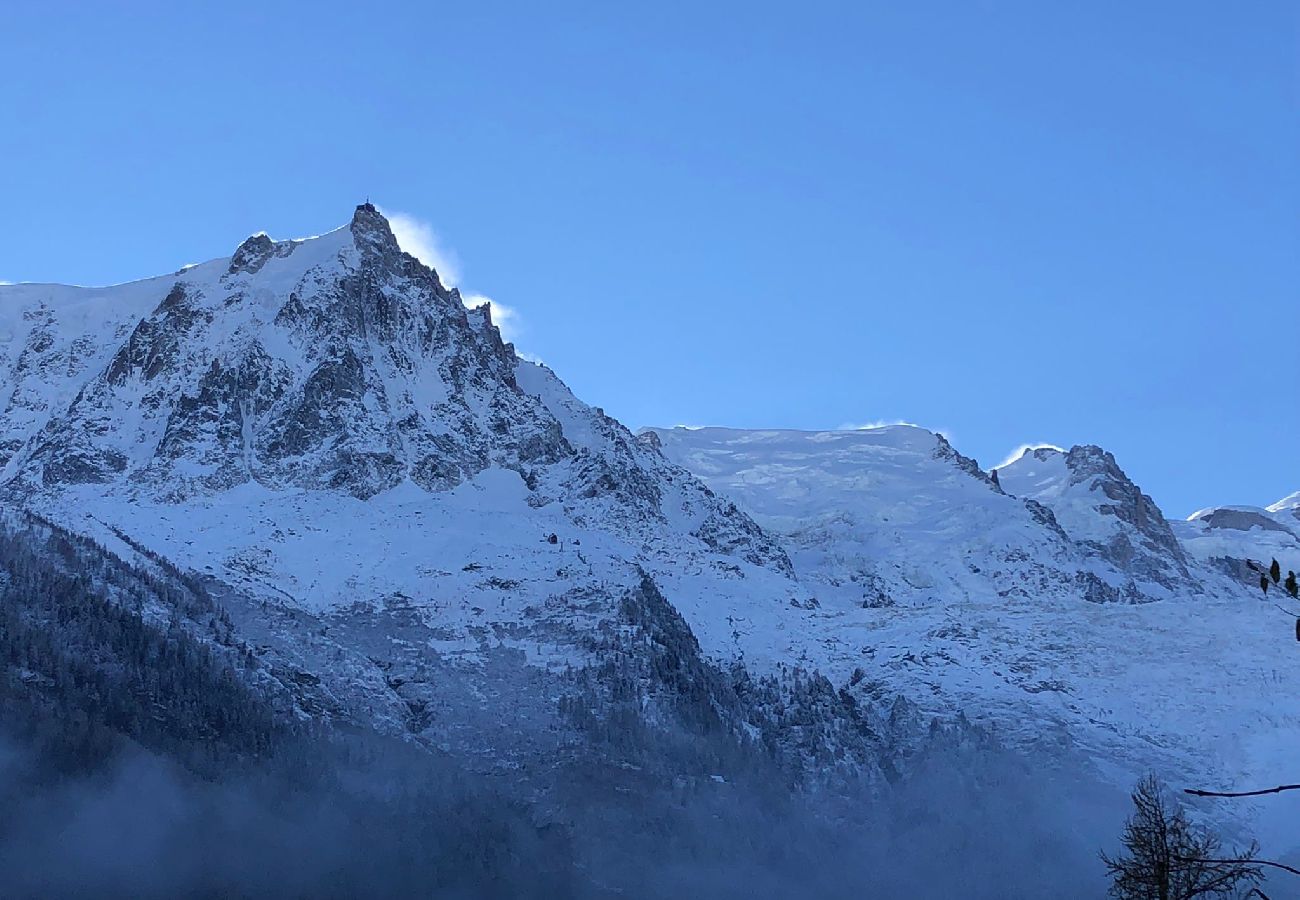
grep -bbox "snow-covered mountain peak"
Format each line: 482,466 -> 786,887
1180,490 -> 1300,576
994,442 -> 1189,593
1,204 -> 789,584
1268,491 -> 1300,516
1188,505 -> 1296,534
227,232 -> 278,275
992,445 -> 1069,498
347,201 -> 409,266
643,424 -> 998,524
649,423 -> 1109,598
996,443 -> 1135,496
0,206 -> 512,498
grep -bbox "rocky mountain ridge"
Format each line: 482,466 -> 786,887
994,444 -> 1191,596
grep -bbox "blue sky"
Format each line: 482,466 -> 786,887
2,1 -> 1295,516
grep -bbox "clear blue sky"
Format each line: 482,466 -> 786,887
2,1 -> 1295,516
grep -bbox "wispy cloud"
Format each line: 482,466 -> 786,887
382,210 -> 462,287
994,443 -> 1064,469
839,419 -> 952,440
381,210 -> 522,345
463,293 -> 521,345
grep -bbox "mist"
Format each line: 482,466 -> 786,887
0,720 -> 1130,899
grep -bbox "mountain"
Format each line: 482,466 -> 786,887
644,426 -> 1172,606
993,444 -> 1191,595
0,204 -> 774,558
1175,496 -> 1300,585
0,206 -> 899,783
646,425 -> 1300,818
2,205 -> 1296,890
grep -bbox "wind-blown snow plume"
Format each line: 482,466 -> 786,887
381,209 -> 462,286
995,442 -> 1065,469
382,209 -> 521,344
840,419 -> 952,440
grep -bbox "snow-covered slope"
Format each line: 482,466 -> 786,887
1270,492 -> 1300,516
648,426 -> 1165,606
0,269 -> 222,478
1176,496 -> 1300,585
647,425 -> 1300,817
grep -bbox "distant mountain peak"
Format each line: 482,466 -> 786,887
996,441 -> 1189,592
227,233 -> 277,275
349,201 -> 401,258
1269,491 -> 1300,514
0,207 -> 788,582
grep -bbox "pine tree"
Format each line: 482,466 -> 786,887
1101,775 -> 1260,899
1270,558 -> 1281,584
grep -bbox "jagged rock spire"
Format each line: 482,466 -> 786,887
349,202 -> 401,259
228,233 -> 276,275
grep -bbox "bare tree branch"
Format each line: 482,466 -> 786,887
1184,784 -> 1300,799
1174,855 -> 1300,878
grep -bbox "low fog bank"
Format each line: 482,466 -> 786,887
0,730 -> 576,899
566,738 -> 1130,899
0,723 -> 1130,899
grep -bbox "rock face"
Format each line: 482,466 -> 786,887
994,445 -> 1190,597
1192,507 -> 1295,535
